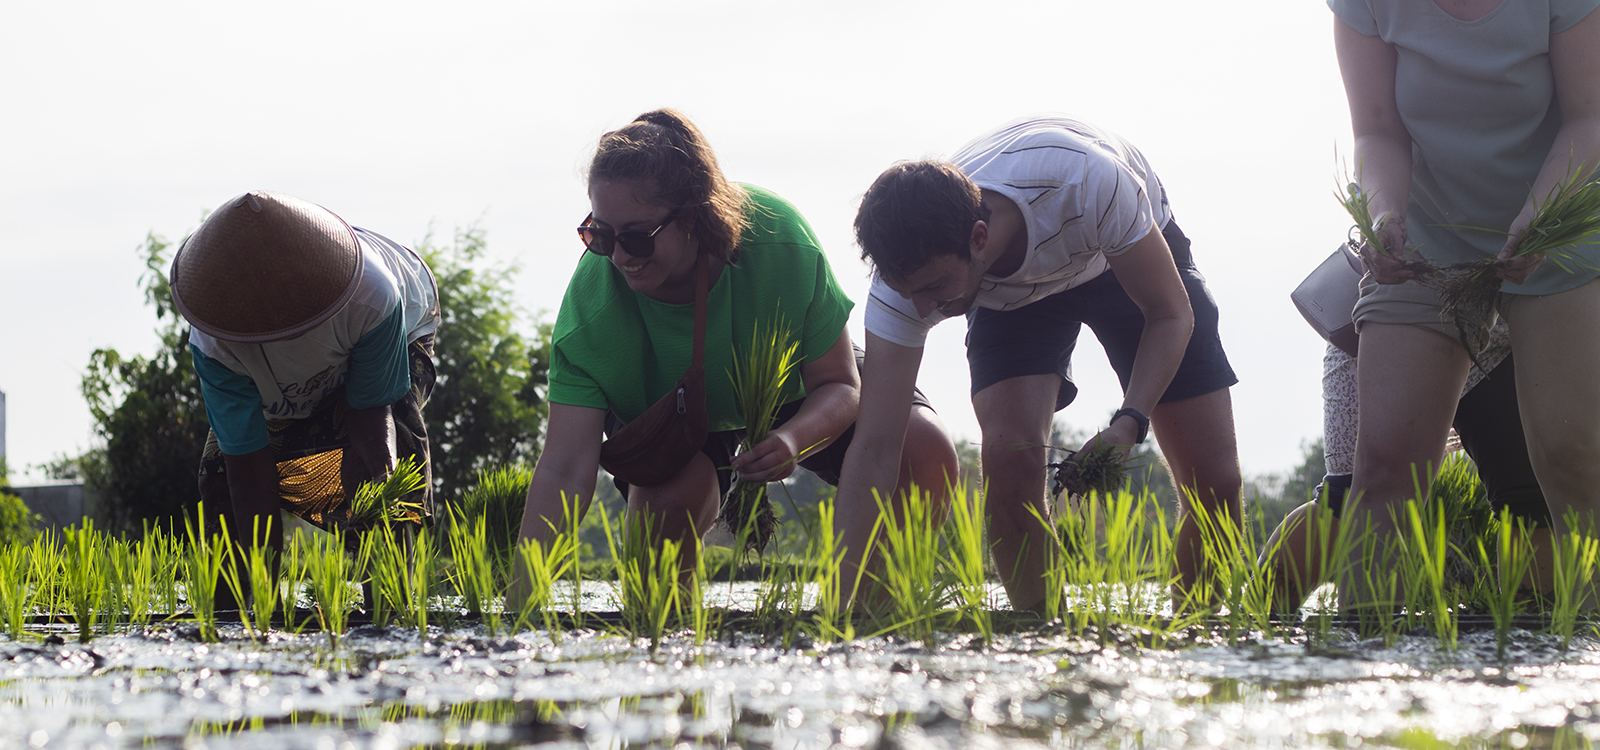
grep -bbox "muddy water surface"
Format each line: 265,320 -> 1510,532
3,587 -> 1599,748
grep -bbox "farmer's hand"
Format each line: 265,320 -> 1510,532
1362,215 -> 1414,284
732,429 -> 802,483
1496,214 -> 1543,284
1077,421 -> 1137,465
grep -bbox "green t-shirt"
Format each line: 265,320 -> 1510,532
548,185 -> 854,432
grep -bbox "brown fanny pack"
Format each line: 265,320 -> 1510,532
598,255 -> 711,487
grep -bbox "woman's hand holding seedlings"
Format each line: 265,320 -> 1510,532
1495,211 -> 1544,284
732,429 -> 802,484
1363,212 -> 1415,284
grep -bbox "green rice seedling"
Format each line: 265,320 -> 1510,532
724,314 -> 801,553
230,516 -> 282,638
182,511 -> 230,642
602,506 -> 681,649
62,522 -> 107,643
1341,507 -> 1406,645
0,543 -> 33,639
142,527 -> 184,617
366,523 -> 441,635
869,486 -> 950,640
281,533 -> 311,632
1475,508 -> 1537,660
753,552 -> 805,646
1403,500 -> 1458,649
511,529 -> 579,638
1548,511 -> 1599,651
405,528 -> 442,634
684,535 -> 716,646
357,525 -> 399,628
458,464 -> 533,567
940,483 -> 992,642
112,536 -> 158,628
809,497 -> 856,642
1034,503 -> 1074,627
447,508 -> 501,635
1190,494 -> 1275,638
28,531 -> 65,626
305,531 -> 356,645
346,457 -> 427,531
1431,165 -> 1600,358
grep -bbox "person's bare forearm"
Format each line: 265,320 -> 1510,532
520,457 -> 600,547
517,404 -> 606,548
833,334 -> 922,591
344,405 -> 394,481
769,381 -> 856,462
1120,312 -> 1193,417
1352,134 -> 1414,224
224,449 -> 283,552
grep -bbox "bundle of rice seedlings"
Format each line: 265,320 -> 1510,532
1048,441 -> 1128,501
722,315 -> 801,553
1336,180 -> 1436,280
458,464 -> 532,562
1442,166 -> 1600,356
1342,167 -> 1600,361
345,457 -> 427,531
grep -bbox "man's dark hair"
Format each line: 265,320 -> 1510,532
854,160 -> 991,281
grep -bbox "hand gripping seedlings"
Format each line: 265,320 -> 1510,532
723,315 -> 801,553
1048,442 -> 1129,501
1340,167 -> 1600,363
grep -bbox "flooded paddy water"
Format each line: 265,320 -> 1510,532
4,583 -> 1600,750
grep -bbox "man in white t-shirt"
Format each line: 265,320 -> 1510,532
172,191 -> 440,564
836,117 -> 1241,611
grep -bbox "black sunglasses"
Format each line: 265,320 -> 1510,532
577,211 -> 678,258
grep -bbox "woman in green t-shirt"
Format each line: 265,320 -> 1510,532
515,109 -> 958,583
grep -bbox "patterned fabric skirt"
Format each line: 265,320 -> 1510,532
198,335 -> 436,533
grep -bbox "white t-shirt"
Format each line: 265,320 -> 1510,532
865,117 -> 1171,347
190,227 -> 440,422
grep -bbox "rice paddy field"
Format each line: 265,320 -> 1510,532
4,457 -> 1600,749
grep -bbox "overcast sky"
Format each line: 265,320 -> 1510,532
0,0 -> 1354,485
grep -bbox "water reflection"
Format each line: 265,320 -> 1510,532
0,614 -> 1597,748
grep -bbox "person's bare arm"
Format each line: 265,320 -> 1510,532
1335,15 -> 1416,282
508,403 -> 604,607
732,328 -> 860,482
1082,227 -> 1194,452
833,331 -> 924,590
1498,9 -> 1600,283
517,404 -> 605,547
343,404 -> 395,483
223,449 -> 283,551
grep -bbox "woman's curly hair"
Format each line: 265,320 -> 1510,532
589,109 -> 749,264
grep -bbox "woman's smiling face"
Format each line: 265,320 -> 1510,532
588,178 -> 698,304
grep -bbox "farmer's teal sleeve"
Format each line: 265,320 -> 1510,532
347,305 -> 410,410
191,344 -> 270,455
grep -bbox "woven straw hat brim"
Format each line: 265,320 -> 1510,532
170,191 -> 364,343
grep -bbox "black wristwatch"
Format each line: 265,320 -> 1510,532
1110,407 -> 1150,445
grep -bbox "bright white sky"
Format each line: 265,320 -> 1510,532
0,0 -> 1355,485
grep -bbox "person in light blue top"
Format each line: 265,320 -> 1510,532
1330,0 -> 1600,604
173,190 -> 440,560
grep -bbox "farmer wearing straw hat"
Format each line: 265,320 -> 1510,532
171,190 -> 440,554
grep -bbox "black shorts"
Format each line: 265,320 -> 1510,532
606,348 -> 935,498
965,220 -> 1237,411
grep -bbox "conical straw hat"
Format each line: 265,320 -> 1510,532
170,191 -> 363,343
